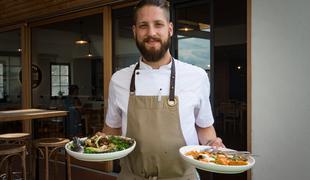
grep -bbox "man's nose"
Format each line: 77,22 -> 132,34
146,25 -> 157,36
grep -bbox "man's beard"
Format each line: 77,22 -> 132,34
135,35 -> 171,62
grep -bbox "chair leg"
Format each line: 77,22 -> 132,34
7,158 -> 12,180
22,149 -> 27,180
54,150 -> 58,180
66,152 -> 71,180
44,147 -> 49,180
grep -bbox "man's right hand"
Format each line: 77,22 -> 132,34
97,123 -> 121,136
96,131 -> 107,137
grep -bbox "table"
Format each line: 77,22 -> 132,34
0,109 -> 68,122
0,108 -> 68,136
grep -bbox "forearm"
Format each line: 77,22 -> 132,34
100,123 -> 121,136
196,125 -> 224,147
196,125 -> 217,145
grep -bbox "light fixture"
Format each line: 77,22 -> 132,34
75,21 -> 88,45
86,42 -> 93,57
76,39 -> 88,45
199,23 -> 210,32
177,20 -> 210,32
178,27 -> 194,32
17,48 -> 22,52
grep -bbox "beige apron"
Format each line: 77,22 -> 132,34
118,59 -> 196,180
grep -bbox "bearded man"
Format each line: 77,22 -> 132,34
98,0 -> 224,179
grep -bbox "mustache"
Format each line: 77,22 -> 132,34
143,36 -> 161,43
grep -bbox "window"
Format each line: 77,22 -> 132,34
0,30 -> 22,110
0,63 -> 3,99
174,2 -> 211,72
51,64 -> 70,96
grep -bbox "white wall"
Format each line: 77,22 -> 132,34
252,0 -> 310,180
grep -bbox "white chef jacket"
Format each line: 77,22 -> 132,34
105,58 -> 214,145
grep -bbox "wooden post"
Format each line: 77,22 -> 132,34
21,23 -> 32,133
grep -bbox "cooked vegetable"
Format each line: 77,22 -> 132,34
70,135 -> 134,154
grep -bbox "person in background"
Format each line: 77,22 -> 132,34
98,0 -> 225,179
64,84 -> 83,137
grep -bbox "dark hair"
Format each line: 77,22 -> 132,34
69,85 -> 79,95
133,0 -> 170,25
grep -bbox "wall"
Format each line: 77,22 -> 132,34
252,0 -> 310,179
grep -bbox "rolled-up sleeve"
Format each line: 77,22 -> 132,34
105,78 -> 122,128
195,72 -> 214,128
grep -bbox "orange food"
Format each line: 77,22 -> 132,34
185,150 -> 248,166
185,151 -> 200,156
228,160 -> 248,166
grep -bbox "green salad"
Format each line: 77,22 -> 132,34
70,135 -> 134,154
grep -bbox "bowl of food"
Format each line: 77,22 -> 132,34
65,134 -> 136,162
179,145 -> 255,174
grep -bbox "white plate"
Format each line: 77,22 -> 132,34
179,145 -> 255,174
65,136 -> 136,162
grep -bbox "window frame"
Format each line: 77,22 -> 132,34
0,62 -> 4,99
50,63 -> 70,97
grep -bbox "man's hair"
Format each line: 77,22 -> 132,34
133,0 -> 170,25
69,84 -> 79,95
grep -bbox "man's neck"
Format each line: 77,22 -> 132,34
142,52 -> 172,69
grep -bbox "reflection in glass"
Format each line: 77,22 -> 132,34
178,36 -> 210,70
175,2 -> 211,72
0,30 -> 22,109
32,14 -> 104,137
0,30 -> 22,133
112,6 -> 139,72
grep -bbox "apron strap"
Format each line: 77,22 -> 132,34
130,62 -> 140,94
169,58 -> 176,102
129,58 -> 176,103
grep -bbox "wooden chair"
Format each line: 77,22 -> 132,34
0,133 -> 32,179
0,133 -> 31,145
0,145 -> 27,180
33,138 -> 71,180
219,102 -> 239,133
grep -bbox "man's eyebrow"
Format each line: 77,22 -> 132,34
137,19 -> 165,24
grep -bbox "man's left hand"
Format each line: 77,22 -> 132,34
206,137 -> 225,148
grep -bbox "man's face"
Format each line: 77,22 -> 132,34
133,5 -> 173,62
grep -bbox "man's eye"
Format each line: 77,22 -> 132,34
139,24 -> 147,28
155,23 -> 164,27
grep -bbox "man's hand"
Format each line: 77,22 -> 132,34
96,131 -> 107,137
96,123 -> 121,136
196,125 -> 225,148
206,137 -> 225,148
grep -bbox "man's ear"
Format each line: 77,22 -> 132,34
169,22 -> 173,37
132,25 -> 136,38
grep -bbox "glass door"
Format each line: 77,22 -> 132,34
0,29 -> 22,133
172,0 -> 212,75
31,14 -> 104,138
172,0 -> 247,180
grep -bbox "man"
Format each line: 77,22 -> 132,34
99,0 -> 224,179
64,85 -> 83,137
